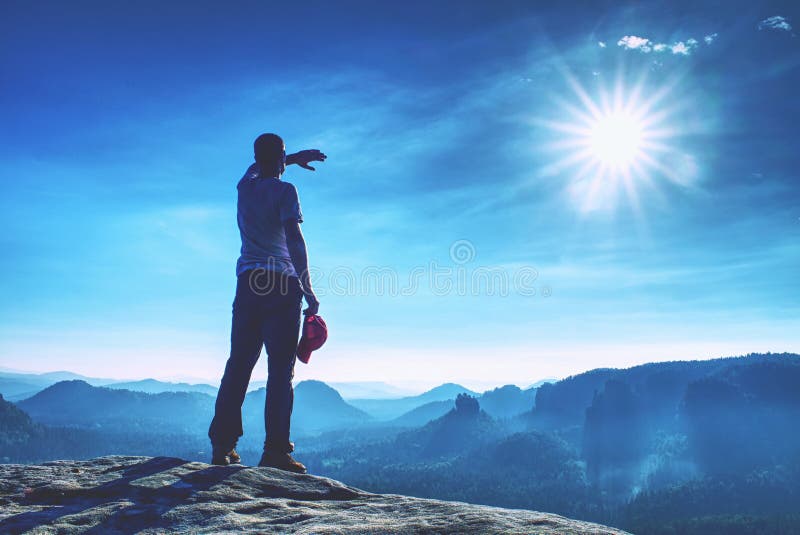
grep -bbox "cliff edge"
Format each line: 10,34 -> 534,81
0,456 -> 628,534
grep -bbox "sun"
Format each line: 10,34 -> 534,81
538,73 -> 692,213
588,112 -> 644,168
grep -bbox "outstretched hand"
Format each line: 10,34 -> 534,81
287,149 -> 327,171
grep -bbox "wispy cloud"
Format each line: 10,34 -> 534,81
616,35 -> 706,56
758,16 -> 792,32
670,39 -> 698,56
704,33 -> 718,44
617,35 -> 653,52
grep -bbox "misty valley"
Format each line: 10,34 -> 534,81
2,352 -> 799,535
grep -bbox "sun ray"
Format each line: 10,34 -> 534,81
540,71 -> 692,214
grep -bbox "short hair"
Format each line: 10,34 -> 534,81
253,133 -> 285,170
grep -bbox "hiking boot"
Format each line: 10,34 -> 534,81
211,449 -> 230,466
211,446 -> 240,466
258,451 -> 307,474
263,441 -> 295,453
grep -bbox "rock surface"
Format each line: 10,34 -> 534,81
0,456 -> 629,534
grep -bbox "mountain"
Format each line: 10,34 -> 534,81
349,383 -> 478,420
13,379 -> 371,446
16,380 -> 214,434
524,352 -> 800,505
38,370 -> 113,383
5,354 -> 800,533
300,395 -> 597,515
0,393 -> 39,450
525,378 -> 558,389
106,378 -> 218,396
418,383 -> 479,403
0,370 -> 224,401
393,394 -> 502,460
390,399 -> 454,427
383,384 -> 538,428
327,381 -> 415,399
293,380 -> 372,431
530,352 -> 800,432
242,380 -> 371,438
0,378 -> 43,401
479,384 -> 537,419
0,370 -> 116,401
0,455 -> 625,534
0,395 -> 210,465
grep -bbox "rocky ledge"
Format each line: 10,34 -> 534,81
0,456 -> 628,534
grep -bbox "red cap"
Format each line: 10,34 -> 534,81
296,314 -> 328,364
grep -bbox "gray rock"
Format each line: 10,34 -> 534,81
0,456 -> 629,534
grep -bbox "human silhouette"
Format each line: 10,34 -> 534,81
208,133 -> 325,472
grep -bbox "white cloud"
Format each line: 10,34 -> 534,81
617,35 -> 652,52
758,15 -> 792,32
670,42 -> 690,55
598,41 -> 606,48
670,40 -> 698,55
616,34 -> 712,57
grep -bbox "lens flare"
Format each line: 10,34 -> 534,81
588,112 -> 643,167
538,71 -> 694,214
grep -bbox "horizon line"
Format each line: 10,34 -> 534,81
3,350 -> 797,395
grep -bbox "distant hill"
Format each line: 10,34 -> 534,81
16,380 -> 214,434
394,394 -> 502,460
0,378 -> 43,402
381,384 -> 539,427
242,380 -> 371,438
106,379 -> 218,396
525,378 -> 558,390
0,371 -> 116,401
521,352 -> 800,505
304,395 -> 600,520
5,353 -> 800,534
15,379 -> 372,440
391,399 -> 454,427
479,385 -> 537,419
0,393 -> 39,447
530,352 -> 800,432
418,383 -> 479,403
0,395 -> 210,464
37,371 -> 113,383
349,383 -> 478,420
327,381 -> 416,399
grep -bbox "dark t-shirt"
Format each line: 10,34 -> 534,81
236,163 -> 303,276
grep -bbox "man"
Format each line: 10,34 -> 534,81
208,133 -> 325,473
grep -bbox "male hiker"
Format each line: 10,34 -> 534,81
208,133 -> 326,473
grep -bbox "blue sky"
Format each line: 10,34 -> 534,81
1,0 -> 798,391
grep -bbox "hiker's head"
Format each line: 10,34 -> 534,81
254,133 -> 286,177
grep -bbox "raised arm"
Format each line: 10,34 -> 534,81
286,149 -> 327,171
283,220 -> 319,316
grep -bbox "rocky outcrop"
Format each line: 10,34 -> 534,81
0,456 -> 629,534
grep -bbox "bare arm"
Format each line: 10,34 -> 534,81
286,149 -> 327,171
283,220 -> 319,315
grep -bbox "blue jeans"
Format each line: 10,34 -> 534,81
208,268 -> 302,453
